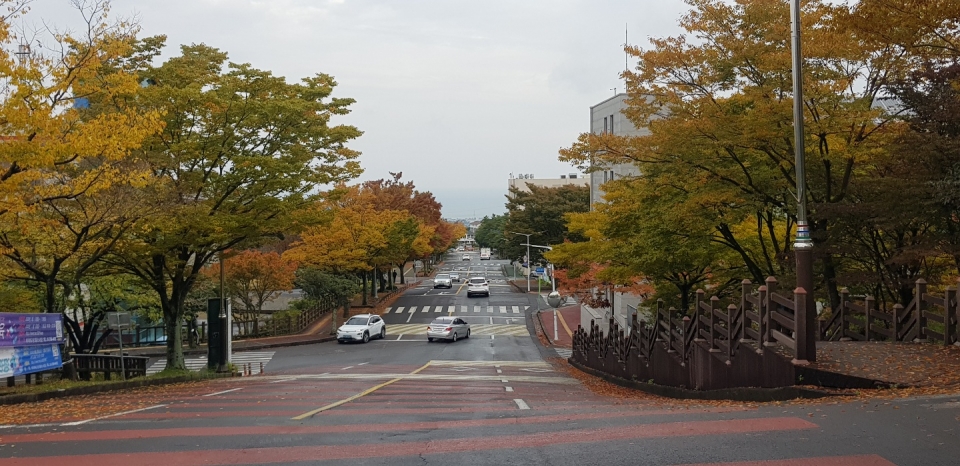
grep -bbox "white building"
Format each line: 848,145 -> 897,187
507,173 -> 589,195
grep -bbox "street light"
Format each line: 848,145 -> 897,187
524,243 -> 559,342
510,231 -> 543,292
789,0 -> 815,363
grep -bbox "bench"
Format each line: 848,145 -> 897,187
72,353 -> 150,381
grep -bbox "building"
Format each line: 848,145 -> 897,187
588,93 -> 647,206
507,173 -> 589,196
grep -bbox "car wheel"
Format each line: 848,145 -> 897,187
428,337 -> 434,342
452,332 -> 458,343
379,327 -> 386,339
466,329 -> 471,339
337,340 -> 344,344
362,332 -> 370,343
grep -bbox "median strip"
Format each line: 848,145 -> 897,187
291,362 -> 432,420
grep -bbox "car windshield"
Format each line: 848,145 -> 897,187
435,274 -> 450,279
345,317 -> 369,325
430,317 -> 454,325
469,278 -> 486,284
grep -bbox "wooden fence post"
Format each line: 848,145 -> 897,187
839,287 -> 849,340
694,289 -> 705,341
709,296 -> 720,352
764,277 -> 778,346
916,278 -> 928,341
893,304 -> 903,341
864,295 -> 874,341
945,286 -> 957,346
726,304 -> 736,361
740,279 -> 752,341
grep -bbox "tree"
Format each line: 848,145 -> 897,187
204,250 -> 297,334
502,184 -> 589,265
295,268 -> 359,333
0,1 -> 161,314
474,214 -> 507,252
109,41 -> 361,371
558,0 -> 917,309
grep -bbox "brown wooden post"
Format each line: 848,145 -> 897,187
740,279 -> 752,340
655,300 -> 664,341
793,287 -> 811,363
694,289 -> 705,341
764,277 -> 778,346
945,286 -> 957,346
726,304 -> 736,361
6,376 -> 13,387
839,287 -> 849,340
666,308 -> 675,353
864,295 -> 874,341
916,278 -> 928,341
893,303 -> 904,341
709,296 -> 720,352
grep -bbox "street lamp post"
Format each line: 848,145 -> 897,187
790,0 -> 815,363
510,232 -> 541,292
525,243 -> 558,342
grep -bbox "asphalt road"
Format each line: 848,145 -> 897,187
3,252 -> 960,464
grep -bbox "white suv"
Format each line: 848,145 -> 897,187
466,277 -> 490,297
433,273 -> 452,289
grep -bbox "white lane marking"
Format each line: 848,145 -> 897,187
491,334 -> 495,340
514,399 -> 530,410
512,306 -> 520,314
474,305 -> 480,313
499,306 -> 507,314
505,387 -> 514,392
0,423 -> 62,429
501,378 -> 509,383
385,307 -> 392,314
497,369 -> 502,374
396,334 -> 403,340
395,306 -> 405,314
448,305 -> 456,314
489,317 -> 494,325
203,387 -> 244,397
358,362 -> 369,366
422,306 -> 431,313
406,308 -> 416,323
342,366 -> 354,370
61,404 -> 167,426
434,306 -> 442,313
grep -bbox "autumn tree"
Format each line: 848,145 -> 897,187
558,0 -> 919,309
474,214 -> 507,252
0,1 -> 161,314
108,41 -> 361,371
204,250 -> 297,334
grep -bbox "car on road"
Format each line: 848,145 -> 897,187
427,316 -> 471,342
449,272 -> 461,282
466,276 -> 490,297
433,273 -> 453,288
336,314 -> 386,343
461,254 -> 470,261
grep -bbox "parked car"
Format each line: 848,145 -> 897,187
427,316 -> 471,342
461,254 -> 470,261
467,276 -> 490,297
433,273 -> 453,289
449,272 -> 461,282
336,314 -> 386,343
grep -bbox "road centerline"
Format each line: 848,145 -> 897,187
292,361 -> 432,420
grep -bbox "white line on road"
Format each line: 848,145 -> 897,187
358,362 -> 369,366
406,308 -> 416,323
422,306 -> 431,313
513,399 -> 530,410
203,388 -> 244,397
395,306 -> 405,314
501,379 -> 509,383
61,404 -> 167,426
505,387 -> 514,392
489,317 -> 493,325
342,366 -> 354,370
396,334 -> 403,340
491,335 -> 495,340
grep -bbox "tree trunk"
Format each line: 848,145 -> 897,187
360,272 -> 368,306
163,312 -> 184,372
397,262 -> 406,284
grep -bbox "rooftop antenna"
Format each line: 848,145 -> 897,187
623,24 -> 629,94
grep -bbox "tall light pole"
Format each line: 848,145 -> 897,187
790,0 -> 815,363
526,243 -> 558,342
510,231 -> 540,292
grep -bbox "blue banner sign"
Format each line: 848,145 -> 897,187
0,344 -> 63,378
0,313 -> 64,348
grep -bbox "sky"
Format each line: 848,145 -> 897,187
26,0 -> 689,220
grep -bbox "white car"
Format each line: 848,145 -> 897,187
336,314 -> 386,343
461,254 -> 470,261
466,276 -> 490,297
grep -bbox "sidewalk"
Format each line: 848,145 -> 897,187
536,303 -> 579,348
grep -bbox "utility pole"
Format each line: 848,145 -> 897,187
510,231 -> 539,293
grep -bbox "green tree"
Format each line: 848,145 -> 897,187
110,41 -> 362,370
474,214 -> 507,252
295,268 -> 359,332
502,184 -> 589,265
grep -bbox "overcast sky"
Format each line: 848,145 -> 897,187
28,0 -> 688,219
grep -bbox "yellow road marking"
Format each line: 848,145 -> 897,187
555,308 -> 573,337
291,361 -> 432,420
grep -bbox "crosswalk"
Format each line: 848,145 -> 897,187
386,323 -> 529,337
146,351 -> 275,375
387,305 -> 528,315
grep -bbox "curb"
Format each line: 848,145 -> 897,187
119,335 -> 338,358
567,357 -> 841,402
0,372 -> 236,407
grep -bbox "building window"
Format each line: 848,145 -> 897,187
603,117 -> 608,134
610,114 -> 615,133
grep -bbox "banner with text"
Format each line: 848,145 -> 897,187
0,344 -> 63,378
0,313 -> 64,348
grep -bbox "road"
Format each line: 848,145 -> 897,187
2,252 -> 960,464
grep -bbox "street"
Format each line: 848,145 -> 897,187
1,253 -> 960,465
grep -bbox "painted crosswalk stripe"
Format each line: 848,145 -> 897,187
434,306 -> 442,312
408,306 -> 417,313
448,306 -> 455,314
512,306 -> 520,314
474,305 -> 481,313
461,305 -> 468,313
499,306 -> 507,314
422,306 -> 431,313
395,307 -> 405,314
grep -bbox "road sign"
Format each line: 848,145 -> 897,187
107,312 -> 132,330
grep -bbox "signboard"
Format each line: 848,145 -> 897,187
535,267 -> 546,274
0,344 -> 63,378
0,313 -> 64,348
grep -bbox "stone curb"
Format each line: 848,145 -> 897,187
567,357 -> 842,402
0,372 -> 236,407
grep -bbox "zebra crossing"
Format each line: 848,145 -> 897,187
386,323 -> 529,337
387,305 -> 528,315
146,351 -> 275,375
555,348 -> 572,359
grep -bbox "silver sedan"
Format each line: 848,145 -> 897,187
427,316 -> 471,342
